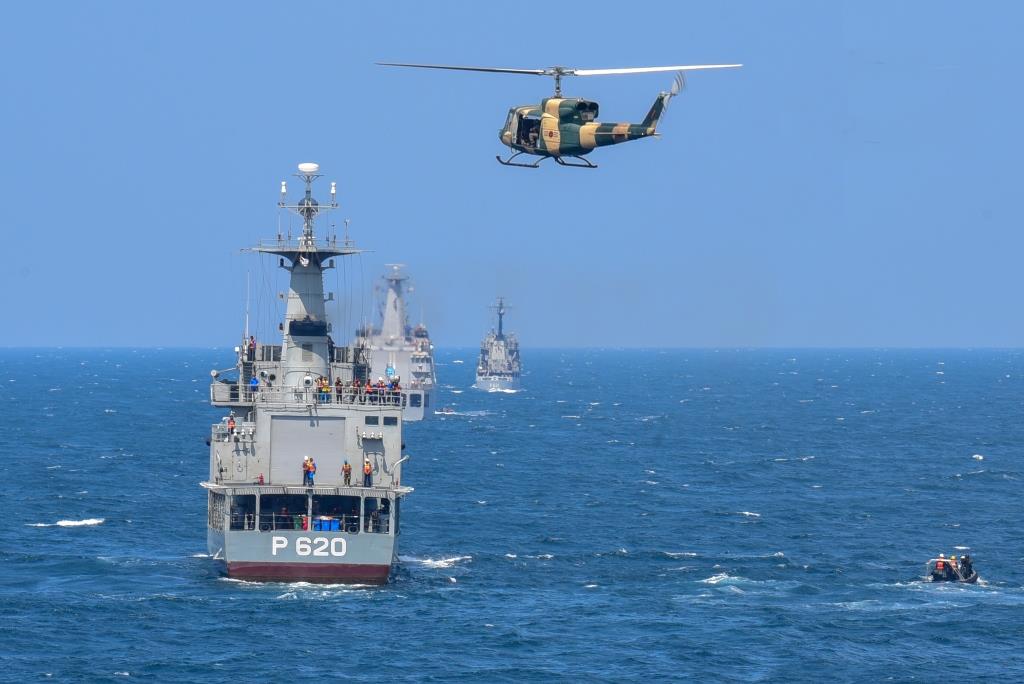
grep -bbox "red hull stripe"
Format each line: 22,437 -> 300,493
227,561 -> 390,584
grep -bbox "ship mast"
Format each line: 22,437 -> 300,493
381,264 -> 409,343
492,297 -> 507,340
251,162 -> 360,388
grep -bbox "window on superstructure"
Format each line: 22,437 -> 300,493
229,495 -> 256,531
258,493 -> 308,532
365,416 -> 379,425
311,495 -> 361,533
383,416 -> 398,426
409,393 -> 422,408
363,497 -> 391,534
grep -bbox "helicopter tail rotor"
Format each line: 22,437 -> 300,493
642,71 -> 686,131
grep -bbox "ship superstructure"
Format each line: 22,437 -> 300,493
474,297 -> 521,391
203,163 -> 411,584
354,265 -> 437,421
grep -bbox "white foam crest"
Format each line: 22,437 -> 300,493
28,518 -> 105,528
487,388 -> 518,394
737,511 -> 761,518
58,518 -> 105,526
504,553 -> 517,559
399,554 -> 472,569
700,573 -> 736,585
664,552 -> 698,558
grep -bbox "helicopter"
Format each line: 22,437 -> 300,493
378,62 -> 741,168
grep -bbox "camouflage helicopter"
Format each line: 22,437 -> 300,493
378,62 -> 741,168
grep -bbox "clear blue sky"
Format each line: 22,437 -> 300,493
2,2 -> 1021,347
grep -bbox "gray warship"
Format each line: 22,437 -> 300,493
203,163 -> 411,584
354,265 -> 437,421
474,297 -> 521,391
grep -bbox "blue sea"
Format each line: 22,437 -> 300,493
1,348 -> 1023,682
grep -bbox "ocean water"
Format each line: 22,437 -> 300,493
1,348 -> 1023,682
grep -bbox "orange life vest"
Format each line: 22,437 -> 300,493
227,418 -> 236,429
364,462 -> 372,475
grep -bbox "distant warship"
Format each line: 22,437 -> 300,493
474,297 -> 521,391
354,265 -> 437,421
204,163 -> 411,584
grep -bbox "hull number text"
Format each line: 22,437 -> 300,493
271,536 -> 347,557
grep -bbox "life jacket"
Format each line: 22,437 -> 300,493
342,464 -> 352,475
936,559 -> 945,572
227,418 -> 236,429
364,462 -> 372,475
309,461 -> 316,473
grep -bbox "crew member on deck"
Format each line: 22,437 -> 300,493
302,456 -> 316,486
226,414 -> 236,442
933,554 -> 946,580
249,374 -> 259,397
960,553 -> 973,577
342,460 -> 352,486
363,457 -> 373,487
247,335 -> 256,361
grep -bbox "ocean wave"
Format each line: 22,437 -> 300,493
664,551 -> 698,558
487,388 -> 518,394
700,573 -> 739,585
27,518 -> 105,527
399,555 -> 472,569
737,511 -> 761,518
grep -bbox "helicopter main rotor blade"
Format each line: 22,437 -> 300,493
572,64 -> 742,76
376,62 -> 548,76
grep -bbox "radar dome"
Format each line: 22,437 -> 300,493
297,162 -> 320,174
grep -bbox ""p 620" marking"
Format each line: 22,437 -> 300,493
271,536 -> 347,557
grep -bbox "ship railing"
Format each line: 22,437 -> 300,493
212,384 -> 404,407
253,386 -> 403,406
242,513 -> 388,534
212,422 -> 255,441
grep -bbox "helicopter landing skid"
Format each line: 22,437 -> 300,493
554,155 -> 598,169
495,152 -> 542,168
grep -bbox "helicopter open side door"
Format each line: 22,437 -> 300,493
502,108 -> 540,150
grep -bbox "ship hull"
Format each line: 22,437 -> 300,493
474,375 -> 520,392
226,561 -> 391,584
208,527 -> 396,585
400,386 -> 435,422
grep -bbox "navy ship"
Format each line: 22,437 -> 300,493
354,264 -> 437,421
204,163 -> 411,584
474,297 -> 521,391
